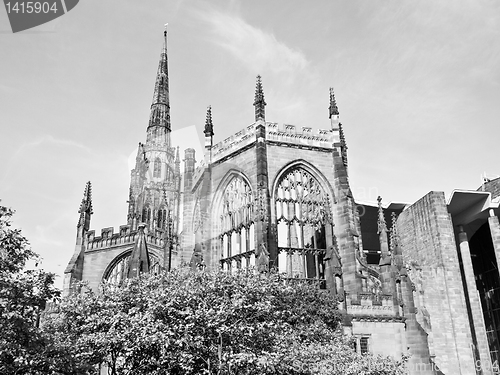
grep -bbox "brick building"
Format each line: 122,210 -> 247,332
63,30 -> 500,375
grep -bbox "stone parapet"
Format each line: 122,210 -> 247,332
346,292 -> 398,317
266,122 -> 335,149
86,226 -> 166,251
211,123 -> 257,163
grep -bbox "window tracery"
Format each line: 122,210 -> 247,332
275,167 -> 330,286
104,252 -> 160,284
218,176 -> 255,270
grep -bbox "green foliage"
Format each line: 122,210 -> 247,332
0,203 -> 61,374
44,269 -> 407,375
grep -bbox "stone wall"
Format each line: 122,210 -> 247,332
397,191 -> 476,374
351,320 -> 406,358
480,177 -> 500,199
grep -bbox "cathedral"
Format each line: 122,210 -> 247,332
63,29 -> 500,375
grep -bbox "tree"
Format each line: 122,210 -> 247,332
0,202 -> 61,374
44,269 -> 407,374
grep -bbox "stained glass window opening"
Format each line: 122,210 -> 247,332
275,167 -> 329,284
218,176 -> 255,270
153,158 -> 161,178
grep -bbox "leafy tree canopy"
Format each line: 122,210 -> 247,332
0,203 -> 61,374
45,269 -> 407,375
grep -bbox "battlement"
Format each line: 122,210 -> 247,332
86,225 -> 166,251
211,123 -> 257,163
266,122 -> 335,149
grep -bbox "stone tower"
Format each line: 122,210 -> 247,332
63,29 -> 181,294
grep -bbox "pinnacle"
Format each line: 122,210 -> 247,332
377,196 -> 387,234
329,87 -> 339,118
253,75 -> 266,122
79,181 -> 93,215
204,105 -> 214,137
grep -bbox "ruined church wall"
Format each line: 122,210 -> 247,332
206,144 -> 259,268
397,191 -> 476,374
82,239 -> 165,292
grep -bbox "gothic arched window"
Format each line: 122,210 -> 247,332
154,158 -> 161,178
218,176 -> 255,270
104,253 -> 130,285
103,252 -> 160,285
275,167 -> 331,285
142,205 -> 151,224
157,207 -> 167,229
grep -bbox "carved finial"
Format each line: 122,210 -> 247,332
253,75 -> 266,122
77,181 -> 93,230
329,87 -> 339,118
204,105 -> 214,137
377,196 -> 387,234
164,23 -> 168,37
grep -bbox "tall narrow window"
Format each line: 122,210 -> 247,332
157,207 -> 167,229
275,168 -> 330,286
154,158 -> 161,178
218,176 -> 254,270
142,205 -> 151,223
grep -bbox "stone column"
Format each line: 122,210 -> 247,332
488,211 -> 500,280
458,226 -> 492,374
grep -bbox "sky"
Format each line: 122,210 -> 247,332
0,0 -> 499,289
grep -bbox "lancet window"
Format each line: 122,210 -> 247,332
275,168 -> 330,286
142,205 -> 151,224
157,207 -> 167,229
153,158 -> 161,178
218,176 -> 255,270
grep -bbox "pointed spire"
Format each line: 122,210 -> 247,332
253,75 -> 266,122
77,181 -> 93,231
329,87 -> 339,118
204,105 -> 214,137
148,26 -> 171,131
127,224 -> 151,278
377,196 -> 388,235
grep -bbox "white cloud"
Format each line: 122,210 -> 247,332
196,8 -> 308,75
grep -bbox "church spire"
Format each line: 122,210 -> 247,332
329,87 -> 339,118
148,25 -> 171,132
253,75 -> 266,122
